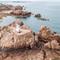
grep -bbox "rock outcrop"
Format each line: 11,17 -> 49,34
0,4 -> 31,18
10,10 -> 31,18
38,25 -> 60,49
0,29 -> 34,49
0,4 -> 23,11
35,14 -> 49,21
35,14 -> 41,18
0,20 -> 34,50
0,24 -> 60,60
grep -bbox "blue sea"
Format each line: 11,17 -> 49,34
0,2 -> 60,33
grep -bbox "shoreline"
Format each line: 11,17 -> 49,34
0,3 -> 60,60
0,21 -> 60,60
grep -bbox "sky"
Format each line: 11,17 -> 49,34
0,0 -> 60,2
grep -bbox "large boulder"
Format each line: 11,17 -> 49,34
10,10 -> 31,18
38,25 -> 52,43
38,25 -> 60,42
40,25 -> 52,38
35,14 -> 41,18
0,29 -> 34,49
38,25 -> 60,49
0,20 -> 35,50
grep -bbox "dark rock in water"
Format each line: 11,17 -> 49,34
17,16 -> 28,18
20,22 -> 24,26
20,12 -> 31,18
11,10 -> 31,18
35,14 -> 49,21
39,17 -> 49,21
35,14 -> 41,18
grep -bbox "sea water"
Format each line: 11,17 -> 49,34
0,2 -> 60,33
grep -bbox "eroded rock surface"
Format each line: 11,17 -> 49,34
0,23 -> 60,60
0,20 -> 34,49
0,4 -> 31,18
38,25 -> 60,49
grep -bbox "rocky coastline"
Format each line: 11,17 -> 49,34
0,4 -> 31,19
0,3 -> 60,60
0,19 -> 60,60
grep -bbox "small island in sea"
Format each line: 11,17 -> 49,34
0,1 -> 60,60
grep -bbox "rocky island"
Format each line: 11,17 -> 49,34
35,14 -> 49,21
0,4 -> 31,19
